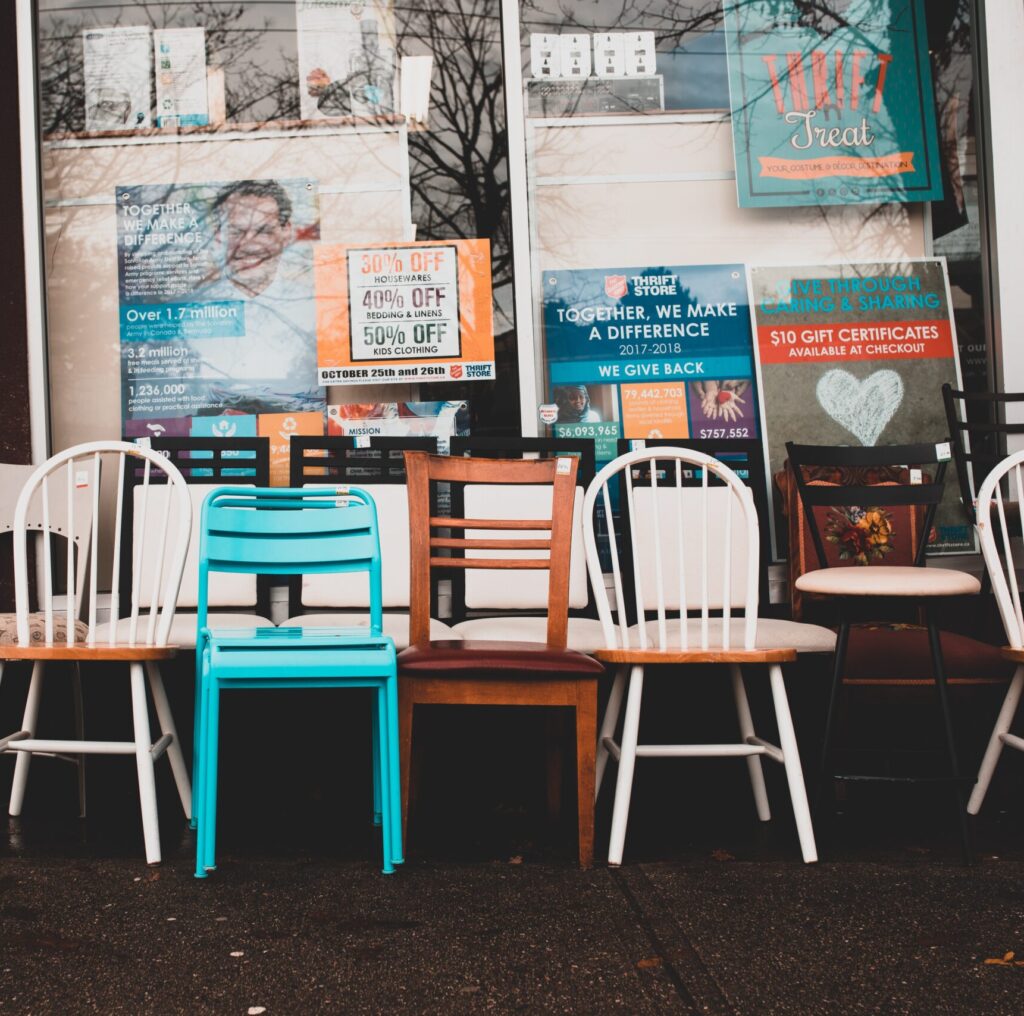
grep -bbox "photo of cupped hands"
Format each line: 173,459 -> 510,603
695,379 -> 749,422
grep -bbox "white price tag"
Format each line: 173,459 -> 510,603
75,470 -> 90,489
909,468 -> 923,485
556,457 -> 573,475
936,442 -> 952,462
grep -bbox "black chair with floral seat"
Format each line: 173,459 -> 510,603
786,441 -> 993,860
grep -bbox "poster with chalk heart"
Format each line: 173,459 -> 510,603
749,259 -> 972,558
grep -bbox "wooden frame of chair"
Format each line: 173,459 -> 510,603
399,450 -> 603,868
785,440 -> 977,861
0,441 -> 193,864
583,445 -> 817,866
967,449 -> 1024,814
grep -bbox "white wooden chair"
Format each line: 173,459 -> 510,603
582,446 -> 824,865
0,441 -> 192,863
968,448 -> 1024,814
0,461 -> 94,816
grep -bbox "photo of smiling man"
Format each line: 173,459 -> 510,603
116,177 -> 324,426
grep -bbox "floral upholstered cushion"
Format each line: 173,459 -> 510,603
0,612 -> 90,646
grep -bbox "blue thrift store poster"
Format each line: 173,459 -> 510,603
723,0 -> 943,207
542,265 -> 759,462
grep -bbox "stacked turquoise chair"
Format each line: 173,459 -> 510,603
193,486 -> 401,877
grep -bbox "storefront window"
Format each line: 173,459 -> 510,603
519,0 -> 990,555
36,0 -> 518,468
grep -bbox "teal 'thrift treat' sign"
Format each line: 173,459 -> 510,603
723,0 -> 943,207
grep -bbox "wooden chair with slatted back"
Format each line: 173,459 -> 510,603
398,451 -> 605,868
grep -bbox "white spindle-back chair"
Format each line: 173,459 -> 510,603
968,449 -> 1024,815
0,441 -> 192,864
582,446 -> 819,865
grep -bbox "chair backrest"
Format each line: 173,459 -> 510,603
786,442 -> 949,570
13,441 -> 191,647
123,437 -> 271,615
448,437 -> 596,620
977,449 -> 1024,649
583,446 -> 760,652
1,461 -> 95,613
942,383 -> 1024,526
197,486 -> 384,635
617,437 -> 771,607
404,451 -> 579,648
287,436 -> 439,615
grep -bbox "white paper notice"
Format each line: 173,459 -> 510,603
83,26 -> 152,130
296,0 -> 398,120
154,28 -> 209,127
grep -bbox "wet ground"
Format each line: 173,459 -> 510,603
2,657 -> 1024,1014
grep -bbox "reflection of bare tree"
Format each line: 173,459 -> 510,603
397,0 -> 511,291
38,4 -> 294,132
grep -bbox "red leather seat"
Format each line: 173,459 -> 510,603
399,639 -> 605,676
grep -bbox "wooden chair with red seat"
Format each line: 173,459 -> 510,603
397,450 -> 605,867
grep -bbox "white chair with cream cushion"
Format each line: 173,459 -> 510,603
584,446 -> 821,865
449,483 -> 605,652
284,483 -> 461,649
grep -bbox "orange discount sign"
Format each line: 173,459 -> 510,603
315,239 -> 495,386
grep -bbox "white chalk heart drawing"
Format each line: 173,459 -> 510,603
815,368 -> 904,446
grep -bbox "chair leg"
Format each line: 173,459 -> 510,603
926,612 -> 973,863
200,678 -> 221,874
608,665 -> 644,867
10,661 -> 45,817
376,685 -> 395,875
386,673 -> 403,866
731,663 -> 771,822
194,651 -> 211,879
71,663 -> 87,819
769,664 -> 818,863
575,681 -> 597,869
190,655 -> 202,831
399,679 -> 414,855
371,692 -> 383,827
595,666 -> 627,799
817,617 -> 850,816
130,662 -> 161,865
145,661 -> 191,821
968,665 -> 1024,815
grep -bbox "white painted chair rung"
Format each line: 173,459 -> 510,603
583,446 -> 817,865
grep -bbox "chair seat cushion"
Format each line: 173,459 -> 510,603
398,639 -> 605,676
94,612 -> 275,649
844,623 -> 1015,685
451,616 -> 607,654
283,613 -> 460,651
627,617 -> 837,654
795,565 -> 980,598
0,612 -> 90,646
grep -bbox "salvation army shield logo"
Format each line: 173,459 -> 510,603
449,364 -> 464,379
604,275 -> 628,299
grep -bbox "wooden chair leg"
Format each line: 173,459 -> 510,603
399,678 -> 415,853
575,680 -> 597,870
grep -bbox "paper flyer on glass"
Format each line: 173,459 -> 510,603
296,0 -> 398,119
541,264 -> 759,464
315,240 -> 495,385
116,178 -> 324,425
83,26 -> 152,130
750,259 -> 971,556
154,28 -> 209,128
327,401 -> 470,450
723,0 -> 943,207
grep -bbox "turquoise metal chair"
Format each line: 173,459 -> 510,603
193,486 -> 401,877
